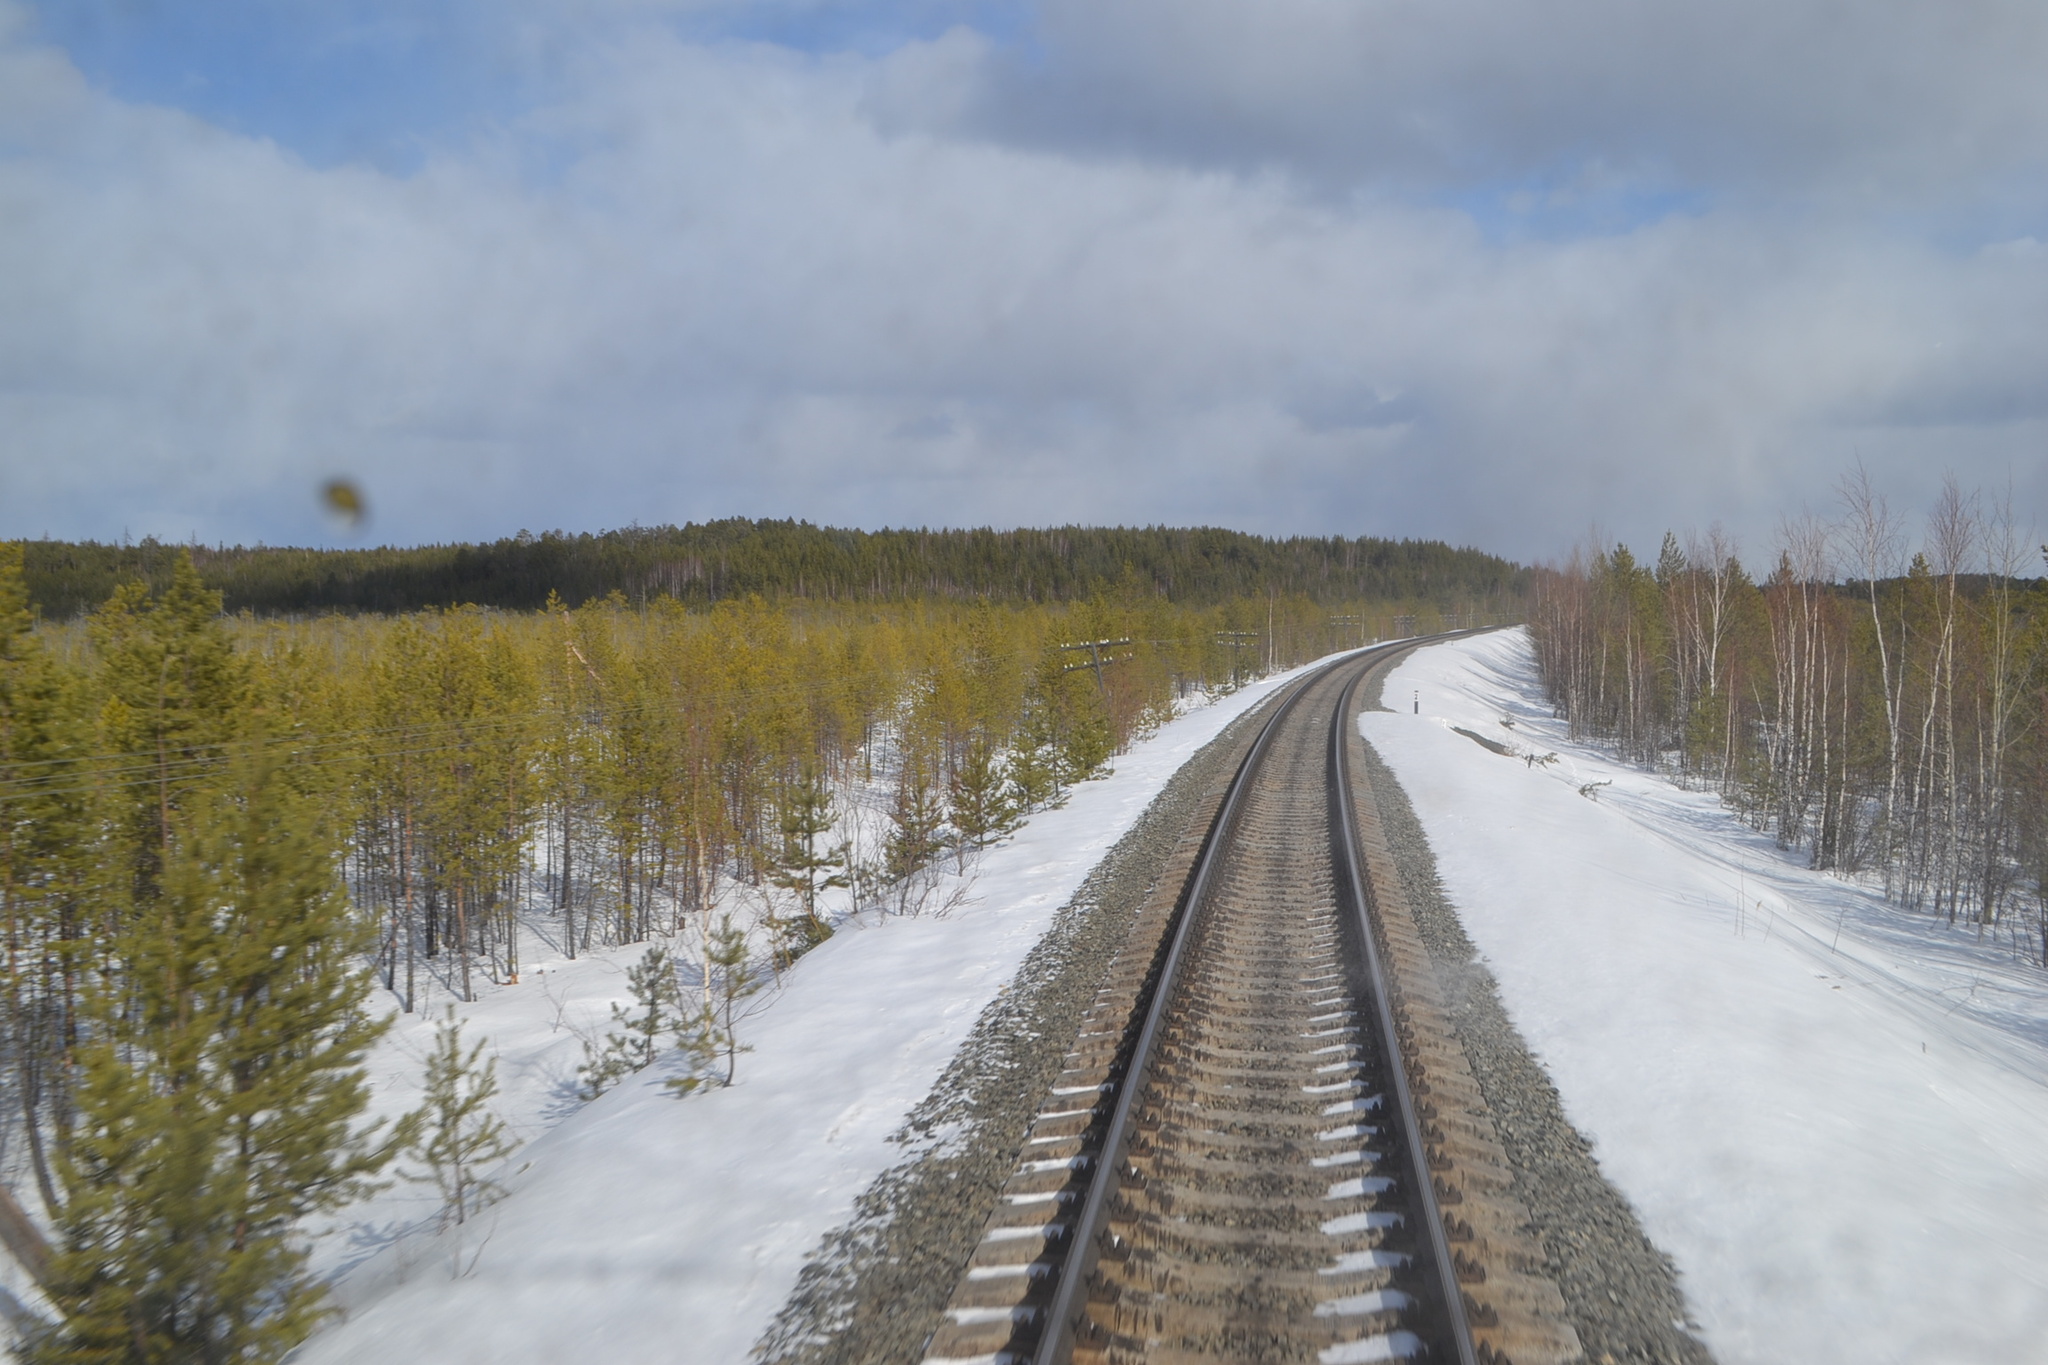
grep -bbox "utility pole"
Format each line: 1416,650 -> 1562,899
1215,630 -> 1259,685
1059,638 -> 1134,697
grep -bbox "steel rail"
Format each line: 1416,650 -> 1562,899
1030,635 -> 1475,1365
1027,647 -> 1342,1365
1330,658 -> 1483,1365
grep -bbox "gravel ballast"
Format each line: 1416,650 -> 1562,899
751,701 -> 1273,1365
1357,664 -> 1715,1365
756,653 -> 1715,1365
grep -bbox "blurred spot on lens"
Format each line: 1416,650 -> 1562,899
321,478 -> 366,528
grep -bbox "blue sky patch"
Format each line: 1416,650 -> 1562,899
27,0 -> 1033,172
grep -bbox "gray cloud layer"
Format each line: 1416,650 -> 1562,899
969,0 -> 2048,201
2,1 -> 2045,562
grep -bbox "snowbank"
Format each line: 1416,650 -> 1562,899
1364,630 -> 2048,1365
299,661 -> 1326,1365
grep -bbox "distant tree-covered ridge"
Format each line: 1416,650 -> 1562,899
20,521 -> 1527,618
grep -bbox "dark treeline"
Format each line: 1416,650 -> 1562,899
20,521 -> 1527,619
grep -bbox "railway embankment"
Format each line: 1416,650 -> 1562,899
760,638 -> 1708,1365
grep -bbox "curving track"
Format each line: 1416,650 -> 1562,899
919,640 -> 1572,1365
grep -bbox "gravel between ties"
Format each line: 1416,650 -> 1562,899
755,661 -> 1717,1365
1356,667 -> 1716,1365
751,700 -> 1274,1365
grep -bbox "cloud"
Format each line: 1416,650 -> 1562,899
1,3 -> 2047,564
950,0 -> 2048,209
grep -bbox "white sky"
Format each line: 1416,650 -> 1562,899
3,0 -> 2046,563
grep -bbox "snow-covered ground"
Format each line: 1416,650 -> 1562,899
298,661 -> 1328,1365
1365,630 -> 2048,1365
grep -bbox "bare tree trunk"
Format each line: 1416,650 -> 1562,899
563,798 -> 577,961
456,880 -> 473,1003
404,806 -> 417,1013
1839,468 -> 1904,868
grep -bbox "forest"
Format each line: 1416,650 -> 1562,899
1530,474 -> 2048,967
16,521 -> 1527,619
0,534 -> 1509,1361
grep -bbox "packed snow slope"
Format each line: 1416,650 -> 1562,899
300,662 -> 1326,1365
1365,630 -> 2048,1365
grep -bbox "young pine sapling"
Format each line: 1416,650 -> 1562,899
949,733 -> 1019,859
767,766 -> 848,959
408,1007 -> 518,1229
580,946 -> 684,1098
687,914 -> 757,1091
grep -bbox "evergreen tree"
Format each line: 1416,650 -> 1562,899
32,750 -> 398,1365
1007,705 -> 1062,814
1,543 -> 97,1215
579,947 -> 683,1098
699,916 -> 755,1088
884,751 -> 947,890
1655,530 -> 1686,588
948,732 -> 1016,852
20,525 -> 1529,618
1053,676 -> 1115,788
659,989 -> 726,1098
766,766 -> 847,946
407,1008 -> 517,1228
91,550 -> 247,904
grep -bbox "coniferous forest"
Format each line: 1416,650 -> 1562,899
1530,474 -> 2048,966
0,530 -> 1514,1361
15,521 -> 1526,620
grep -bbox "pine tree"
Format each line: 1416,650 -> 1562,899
1055,677 -> 1115,787
1,542 -> 97,1217
1655,530 -> 1686,589
1011,650 -> 1081,810
948,732 -> 1017,852
1007,707 -> 1061,814
767,765 -> 847,948
579,947 -> 683,1098
884,751 -> 947,892
91,550 -> 248,900
407,1008 -> 517,1228
700,915 -> 756,1088
31,748 -> 400,1365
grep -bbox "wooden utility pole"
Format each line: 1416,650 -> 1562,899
1215,631 -> 1260,685
1059,638 -> 1134,697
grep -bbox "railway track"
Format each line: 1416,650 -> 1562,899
919,641 -> 1580,1365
